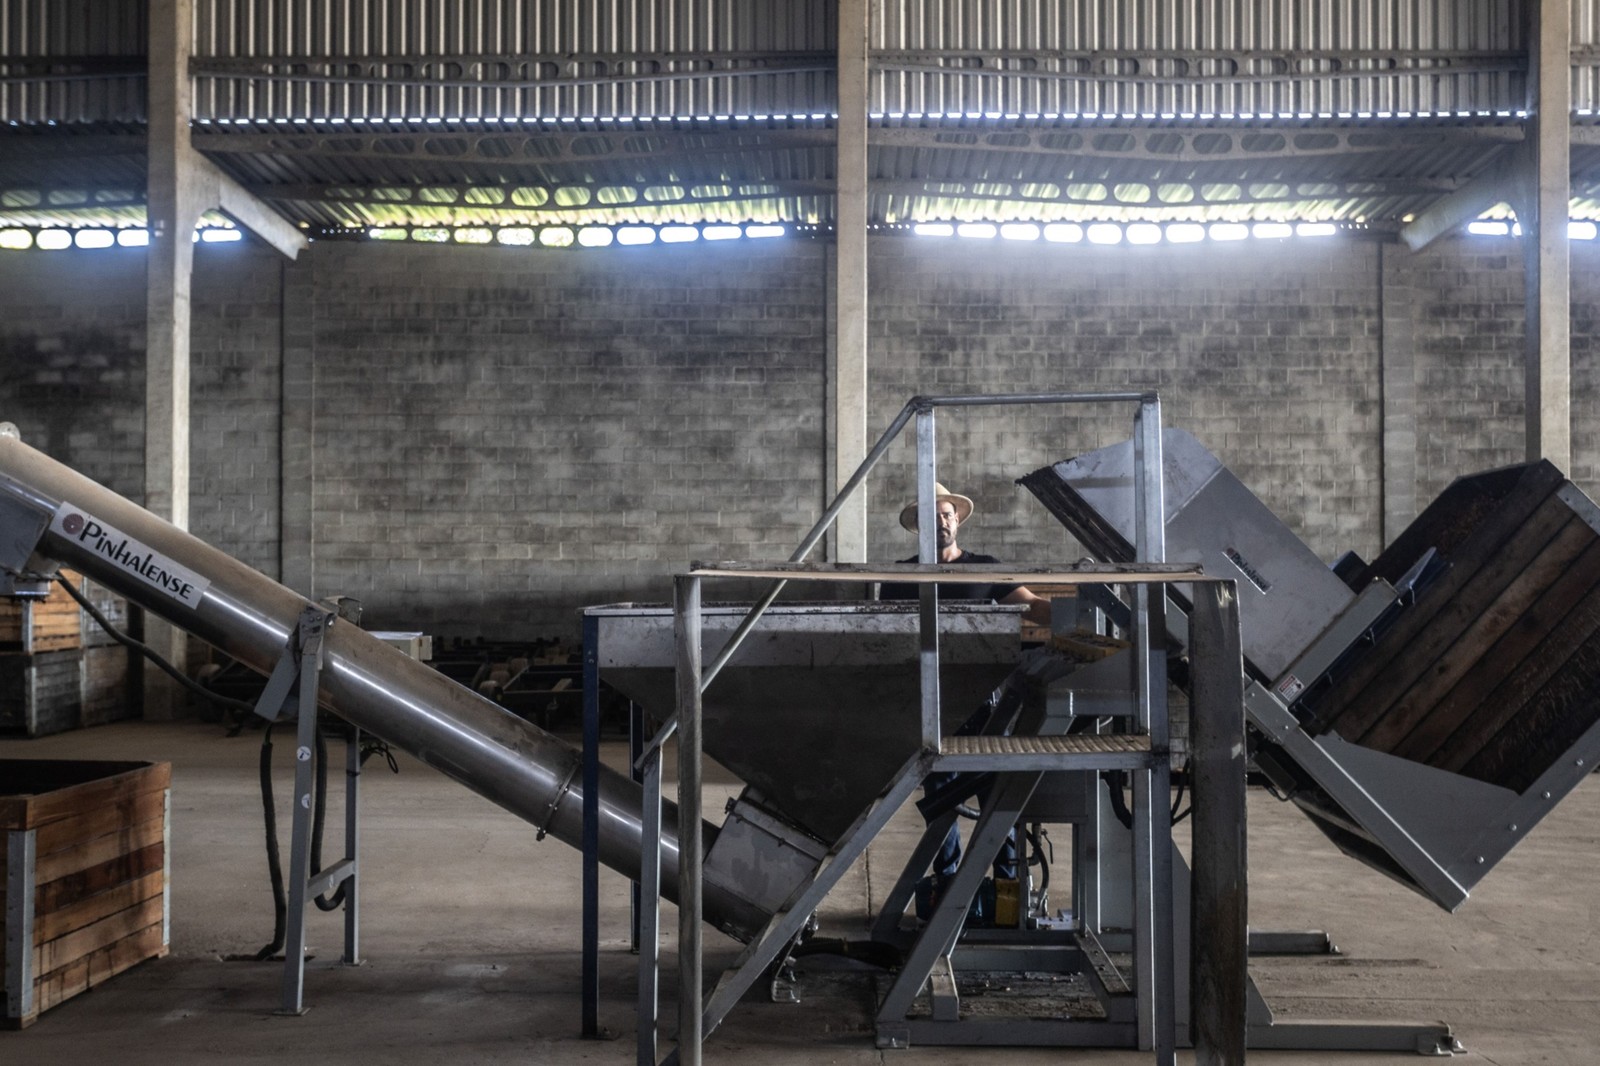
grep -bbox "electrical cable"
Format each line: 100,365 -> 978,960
252,723 -> 287,961
252,718 -> 398,955
1170,757 -> 1192,824
54,572 -> 256,717
1025,825 -> 1051,895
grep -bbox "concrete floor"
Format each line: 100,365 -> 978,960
3,719 -> 1598,1065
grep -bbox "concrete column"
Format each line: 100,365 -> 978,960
144,0 -> 205,716
830,0 -> 870,562
1379,244 -> 1418,547
280,255 -> 316,596
146,0 -> 201,531
1522,0 -> 1572,467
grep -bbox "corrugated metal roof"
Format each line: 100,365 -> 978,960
0,113 -> 1553,231
3,1 -> 1600,233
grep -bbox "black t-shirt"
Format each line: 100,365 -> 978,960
879,549 -> 1020,604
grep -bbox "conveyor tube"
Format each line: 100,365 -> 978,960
0,432 -> 768,940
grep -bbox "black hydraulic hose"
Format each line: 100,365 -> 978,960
253,723 -> 288,961
1025,825 -> 1051,895
253,721 -> 398,955
311,724 -> 350,912
54,572 -> 256,716
1102,770 -> 1133,829
1170,757 -> 1193,825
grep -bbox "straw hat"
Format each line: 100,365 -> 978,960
898,483 -> 975,532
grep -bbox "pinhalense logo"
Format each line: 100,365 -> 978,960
49,502 -> 211,609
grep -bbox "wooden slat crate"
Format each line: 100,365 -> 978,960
0,572 -> 135,737
81,645 -> 136,729
0,571 -> 83,654
1303,461 -> 1600,794
0,651 -> 84,737
2,760 -> 171,1028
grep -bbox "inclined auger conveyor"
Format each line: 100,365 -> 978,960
0,429 -> 777,941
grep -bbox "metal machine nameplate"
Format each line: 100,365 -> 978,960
50,502 -> 211,608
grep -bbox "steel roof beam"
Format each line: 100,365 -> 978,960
243,179 -> 830,212
188,123 -> 1520,174
873,125 -> 1524,163
192,127 -> 834,166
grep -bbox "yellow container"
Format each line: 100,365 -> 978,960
994,877 -> 1021,927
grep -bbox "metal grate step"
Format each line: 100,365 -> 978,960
932,732 -> 1155,771
941,734 -> 1150,756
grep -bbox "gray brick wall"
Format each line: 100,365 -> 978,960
866,236 -> 1383,567
0,243 -> 284,577
0,247 -> 147,497
3,231 -> 1598,645
304,240 -> 827,636
1404,240 -> 1529,505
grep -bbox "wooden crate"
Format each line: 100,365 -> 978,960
1304,461 -> 1600,794
0,571 -> 83,654
82,645 -> 137,729
0,650 -> 85,737
2,760 -> 170,1028
0,571 -> 135,737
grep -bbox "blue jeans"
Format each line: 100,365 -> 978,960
926,703 -> 1017,881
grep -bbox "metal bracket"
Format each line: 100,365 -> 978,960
534,754 -> 581,842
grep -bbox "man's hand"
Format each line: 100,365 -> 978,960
1001,586 -> 1052,626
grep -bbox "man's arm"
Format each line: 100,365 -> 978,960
1000,586 -> 1052,626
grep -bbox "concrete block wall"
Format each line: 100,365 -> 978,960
2,232 -> 1597,644
0,245 -> 283,578
866,237 -> 1383,567
299,240 -> 827,635
1403,242 -> 1529,505
0,249 -> 148,499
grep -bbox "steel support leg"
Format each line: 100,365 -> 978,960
637,733 -> 664,1066
703,754 -> 931,1044
1188,582 -> 1247,1066
581,612 -> 602,1037
674,575 -> 704,1066
877,773 -> 1040,1031
869,807 -> 961,943
342,726 -> 361,966
278,614 -> 326,1015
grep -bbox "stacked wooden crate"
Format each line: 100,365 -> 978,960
0,575 -> 80,653
2,760 -> 171,1028
0,572 -> 136,737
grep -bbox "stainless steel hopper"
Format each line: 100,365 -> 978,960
587,601 -> 1022,844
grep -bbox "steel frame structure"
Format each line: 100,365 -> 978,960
614,390 -> 1245,1066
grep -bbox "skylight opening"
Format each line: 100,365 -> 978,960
1086,223 -> 1123,245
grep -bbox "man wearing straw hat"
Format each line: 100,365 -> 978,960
880,482 -> 1049,913
879,482 -> 1050,624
